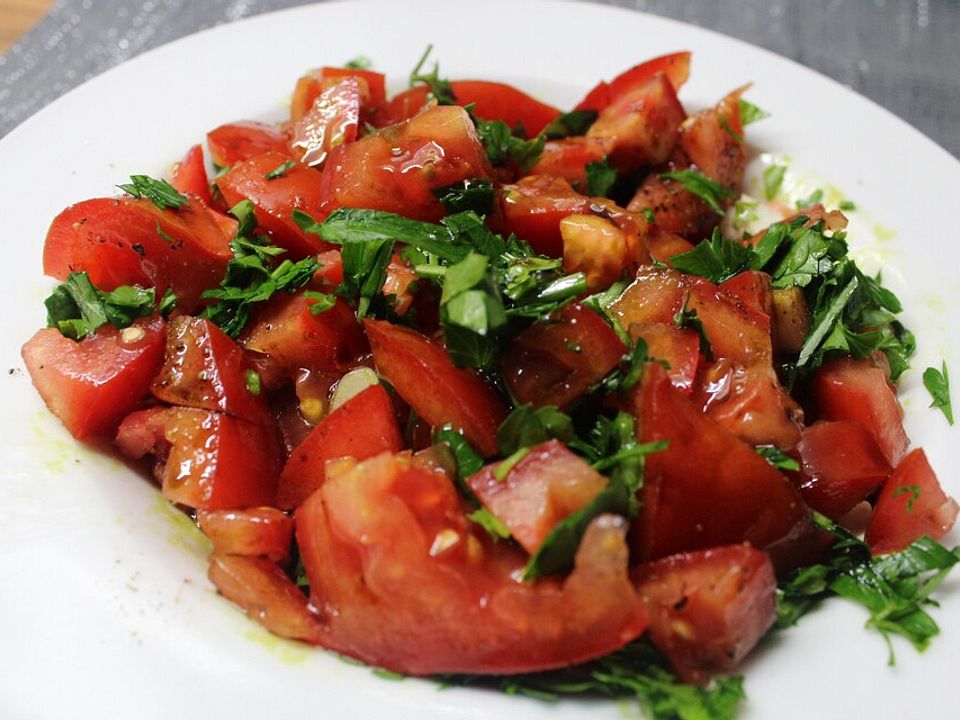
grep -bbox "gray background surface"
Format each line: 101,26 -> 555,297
1,0 -> 958,157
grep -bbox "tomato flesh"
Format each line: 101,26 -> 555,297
21,316 -> 166,439
865,449 -> 958,555
295,451 -> 648,674
467,440 -> 608,554
197,507 -> 294,564
276,384 -> 404,509
207,121 -> 289,168
152,315 -> 272,424
364,319 -> 507,457
116,406 -> 280,510
501,176 -> 592,257
632,544 -> 776,684
169,144 -> 211,204
574,51 -> 691,112
290,77 -> 363,167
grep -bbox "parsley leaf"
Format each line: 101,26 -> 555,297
432,178 -> 495,216
304,290 -> 337,314
118,175 -> 189,210
467,507 -> 511,541
473,117 -> 545,171
796,187 -> 824,210
923,362 -> 953,425
200,200 -> 319,336
496,404 -> 575,456
673,294 -> 713,361
245,369 -> 262,396
739,98 -> 770,126
432,424 -> 484,504
755,444 -> 800,471
669,228 -> 756,284
439,251 -> 508,369
264,160 -> 296,180
763,164 -> 786,200
344,55 -> 372,70
541,109 -> 599,139
777,513 -> 960,663
585,159 -> 618,197
44,272 -> 159,340
409,44 -> 456,105
660,170 -> 734,215
438,639 -> 745,719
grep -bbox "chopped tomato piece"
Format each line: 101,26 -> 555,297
364,319 -> 507,456
291,66 -> 386,122
377,80 -> 560,136
208,553 -> 324,642
627,322 -> 700,396
574,52 -> 691,112
586,74 -> 686,171
796,420 -> 891,520
151,316 -> 271,424
811,357 -> 909,467
169,144 -> 211,204
197,507 -> 294,564
627,173 -> 718,240
678,85 -> 748,188
295,451 -> 648,674
526,137 -> 610,188
502,303 -> 625,410
632,544 -> 776,684
207,121 -> 289,168
695,361 -> 803,450
501,175 -> 592,257
215,151 -> 332,258
276,384 -> 403,509
317,105 -> 493,222
290,77 -> 363,167
116,406 -> 280,509
634,363 -> 809,566
21,316 -> 166,439
560,211 -> 646,291
467,440 -> 608,554
866,449 -> 958,555
42,196 -> 233,312
718,271 -> 772,324
646,229 -> 695,263
241,290 -> 368,374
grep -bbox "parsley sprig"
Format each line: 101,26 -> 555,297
118,175 -> 189,210
923,362 -> 953,425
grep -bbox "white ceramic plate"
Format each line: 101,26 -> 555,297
2,1 -> 958,718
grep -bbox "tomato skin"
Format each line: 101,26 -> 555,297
208,553 -> 324,642
796,420 -> 891,520
216,151 -> 332,258
502,303 -> 626,410
276,385 -> 403,509
207,121 -> 289,168
21,316 -> 166,440
811,358 -> 909,467
467,440 -> 608,554
292,67 -> 387,123
241,290 -> 368,374
586,74 -> 686,172
170,144 -> 211,204
295,451 -> 648,674
377,81 -> 560,136
115,406 -> 280,509
290,77 -> 362,167
865,449 -> 958,555
634,363 -> 809,566
501,176 -> 592,257
574,52 -> 691,112
627,173 -> 717,240
197,507 -> 294,564
647,229 -> 694,263
631,544 -> 776,684
42,196 -> 233,312
678,85 -> 747,189
151,316 -> 272,425
317,105 -> 493,222
364,319 -> 507,457
526,137 -> 610,188
718,271 -> 772,325
627,322 -> 700,396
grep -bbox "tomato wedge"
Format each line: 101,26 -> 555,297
290,77 -> 363,167
632,544 -> 776,684
207,121 -> 289,168
169,144 -> 211,204
276,384 -> 403,509
116,406 -> 280,510
574,52 -> 691,112
197,507 -> 294,564
21,316 -> 166,440
865,449 -> 958,555
295,451 -> 648,674
364,319 -> 507,456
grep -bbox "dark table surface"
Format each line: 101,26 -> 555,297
1,0 -> 958,158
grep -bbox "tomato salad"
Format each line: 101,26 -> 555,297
21,48 -> 960,715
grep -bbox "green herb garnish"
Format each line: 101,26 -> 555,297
118,175 -> 188,210
923,362 -> 953,425
44,272 -> 159,340
660,170 -> 734,215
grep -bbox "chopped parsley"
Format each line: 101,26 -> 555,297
541,109 -> 599,139
585,159 -> 618,197
44,272 -> 160,341
432,178 -> 495,215
796,187 -> 824,210
409,44 -> 456,105
673,294 -> 713,361
496,404 -> 575,455
922,362 -> 953,425
738,98 -> 770,127
669,228 -> 755,284
763,164 -> 786,200
264,160 -> 296,180
755,444 -> 800,471
467,507 -> 512,541
344,55 -> 372,70
245,369 -> 262,396
118,175 -> 189,210
660,170 -> 734,215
